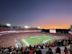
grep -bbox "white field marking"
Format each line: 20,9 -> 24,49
43,40 -> 48,43
22,39 -> 29,46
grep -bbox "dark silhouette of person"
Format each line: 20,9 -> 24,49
64,46 -> 68,54
46,48 -> 53,54
70,44 -> 72,54
35,48 -> 42,54
29,48 -> 34,54
55,47 -> 61,54
24,48 -> 29,54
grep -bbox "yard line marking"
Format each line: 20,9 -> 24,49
22,39 -> 29,46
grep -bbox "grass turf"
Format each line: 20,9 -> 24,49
20,35 -> 55,46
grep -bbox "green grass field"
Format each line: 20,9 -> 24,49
20,35 -> 55,46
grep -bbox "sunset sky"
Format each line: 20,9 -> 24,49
0,0 -> 72,29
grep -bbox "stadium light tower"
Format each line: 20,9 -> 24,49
6,23 -> 11,27
24,25 -> 30,29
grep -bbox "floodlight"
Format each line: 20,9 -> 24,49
24,25 -> 29,29
6,23 -> 11,27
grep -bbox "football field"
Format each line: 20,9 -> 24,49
20,35 -> 55,46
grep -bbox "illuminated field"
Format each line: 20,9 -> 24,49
20,35 -> 55,46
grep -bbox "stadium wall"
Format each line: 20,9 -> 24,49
41,29 -> 70,34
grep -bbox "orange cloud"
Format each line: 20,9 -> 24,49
32,16 -> 71,29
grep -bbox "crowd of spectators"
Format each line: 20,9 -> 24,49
0,39 -> 72,54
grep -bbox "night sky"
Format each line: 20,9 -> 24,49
0,0 -> 72,28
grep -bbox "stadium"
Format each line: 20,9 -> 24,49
0,0 -> 72,54
0,25 -> 71,47
0,24 -> 72,54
